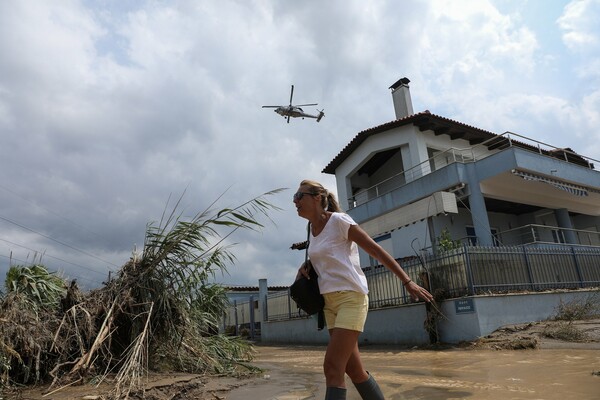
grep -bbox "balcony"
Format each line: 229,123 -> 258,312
493,224 -> 600,248
348,131 -> 599,210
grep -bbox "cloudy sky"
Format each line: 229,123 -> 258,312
1,0 -> 599,290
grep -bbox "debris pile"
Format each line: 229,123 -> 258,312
0,190 -> 282,399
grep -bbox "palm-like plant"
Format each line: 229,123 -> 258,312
0,265 -> 64,387
106,189 -> 284,379
4,264 -> 66,310
0,190 -> 284,394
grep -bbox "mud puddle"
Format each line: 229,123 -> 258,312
229,344 -> 600,400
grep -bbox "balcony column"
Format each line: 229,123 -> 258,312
466,164 -> 494,246
554,208 -> 578,244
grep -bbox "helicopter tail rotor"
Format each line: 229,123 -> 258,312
316,109 -> 325,122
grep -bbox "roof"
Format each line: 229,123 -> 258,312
322,109 -> 593,174
323,111 -> 500,174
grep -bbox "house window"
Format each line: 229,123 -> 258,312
465,226 -> 500,246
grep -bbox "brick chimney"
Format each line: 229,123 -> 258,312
389,77 -> 414,119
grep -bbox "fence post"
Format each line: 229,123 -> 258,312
522,247 -> 535,290
571,246 -> 584,288
233,300 -> 239,336
463,244 -> 475,295
263,293 -> 268,322
287,288 -> 292,319
249,295 -> 255,340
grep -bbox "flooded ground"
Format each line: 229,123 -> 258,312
17,319 -> 600,399
229,344 -> 600,400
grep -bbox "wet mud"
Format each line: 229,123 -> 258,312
230,344 -> 600,400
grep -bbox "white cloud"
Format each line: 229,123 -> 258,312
558,0 -> 600,52
0,0 -> 598,289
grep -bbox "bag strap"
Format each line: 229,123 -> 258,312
304,222 -> 310,265
306,222 -> 325,331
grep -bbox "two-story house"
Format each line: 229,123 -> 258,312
323,77 -> 600,269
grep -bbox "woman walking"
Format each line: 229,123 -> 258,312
293,179 -> 433,400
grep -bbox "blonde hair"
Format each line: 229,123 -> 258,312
300,179 -> 342,212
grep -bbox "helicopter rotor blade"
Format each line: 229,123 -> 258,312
287,115 -> 290,123
262,106 -> 279,108
289,85 -> 294,106
295,103 -> 318,107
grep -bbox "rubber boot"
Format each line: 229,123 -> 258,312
353,372 -> 384,400
325,386 -> 347,400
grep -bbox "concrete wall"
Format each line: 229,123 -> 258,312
437,290 -> 598,343
261,290 -> 598,345
262,302 -> 429,345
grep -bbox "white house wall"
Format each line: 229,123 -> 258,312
422,130 -> 494,161
393,222 -> 431,256
335,125 -> 429,208
357,221 -> 433,266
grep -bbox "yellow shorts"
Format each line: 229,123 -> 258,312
323,291 -> 369,332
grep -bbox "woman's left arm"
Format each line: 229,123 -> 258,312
348,224 -> 434,302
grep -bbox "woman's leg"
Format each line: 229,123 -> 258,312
324,327 -> 361,387
344,341 -> 385,399
325,330 -> 384,399
344,340 -> 369,382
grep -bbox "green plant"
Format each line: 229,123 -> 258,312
0,189 -> 283,394
107,188 -> 284,380
437,228 -> 461,252
4,264 -> 66,310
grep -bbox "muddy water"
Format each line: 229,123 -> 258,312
229,345 -> 600,400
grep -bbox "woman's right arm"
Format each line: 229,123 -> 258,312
348,224 -> 433,303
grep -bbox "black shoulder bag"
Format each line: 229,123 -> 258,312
289,223 -> 325,329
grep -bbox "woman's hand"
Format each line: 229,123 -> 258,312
404,281 -> 434,302
296,260 -> 313,280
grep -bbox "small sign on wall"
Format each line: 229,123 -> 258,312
454,298 -> 475,314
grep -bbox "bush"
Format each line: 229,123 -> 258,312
542,321 -> 587,342
554,294 -> 600,322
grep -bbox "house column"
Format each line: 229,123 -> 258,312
554,208 -> 578,244
465,164 -> 494,246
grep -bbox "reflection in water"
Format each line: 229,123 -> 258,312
247,346 -> 600,400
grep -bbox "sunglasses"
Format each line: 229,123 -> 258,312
293,191 -> 316,201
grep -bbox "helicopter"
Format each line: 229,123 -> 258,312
262,85 -> 324,123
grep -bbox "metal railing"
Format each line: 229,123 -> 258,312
264,244 -> 600,324
348,131 -> 600,209
349,147 -> 475,208
495,224 -> 600,247
222,297 -> 257,338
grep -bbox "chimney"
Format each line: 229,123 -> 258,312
389,77 -> 414,119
